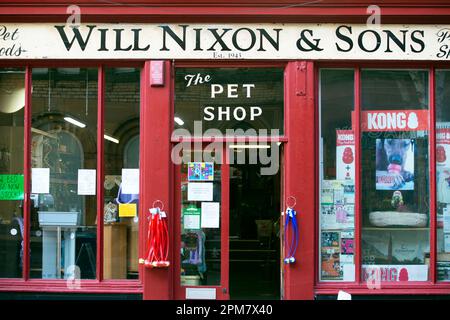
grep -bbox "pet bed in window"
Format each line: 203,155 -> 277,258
369,211 -> 427,227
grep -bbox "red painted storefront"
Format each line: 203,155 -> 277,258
0,1 -> 450,300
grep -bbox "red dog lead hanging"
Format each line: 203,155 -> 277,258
143,200 -> 170,268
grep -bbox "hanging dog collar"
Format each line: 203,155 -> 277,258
284,206 -> 299,265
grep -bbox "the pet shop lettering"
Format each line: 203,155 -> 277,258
184,73 -> 262,122
203,82 -> 261,121
362,110 -> 428,132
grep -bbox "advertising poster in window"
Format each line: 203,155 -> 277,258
321,180 -> 354,230
336,130 -> 355,181
375,138 -> 415,191
188,162 -> 214,181
437,125 -> 450,205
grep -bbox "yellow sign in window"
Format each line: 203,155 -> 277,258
119,203 -> 137,217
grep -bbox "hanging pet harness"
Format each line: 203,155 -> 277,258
284,206 -> 299,265
143,201 -> 170,268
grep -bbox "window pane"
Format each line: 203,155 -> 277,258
0,68 -> 25,278
103,68 -> 140,280
436,70 -> 450,281
31,68 -> 97,279
174,68 -> 284,136
361,70 -> 430,283
319,69 -> 355,281
180,150 -> 221,286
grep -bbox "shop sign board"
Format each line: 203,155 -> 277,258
1,23 -> 450,60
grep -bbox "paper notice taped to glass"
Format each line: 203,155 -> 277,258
77,169 -> 96,195
31,168 -> 50,194
201,202 -> 220,228
122,169 -> 139,194
187,182 -> 213,201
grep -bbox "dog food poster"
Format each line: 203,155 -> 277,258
188,162 -> 214,181
437,128 -> 450,168
375,138 -> 414,191
336,130 -> 355,181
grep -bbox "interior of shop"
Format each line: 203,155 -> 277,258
229,148 -> 281,300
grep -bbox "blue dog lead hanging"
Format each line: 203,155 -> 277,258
284,196 -> 299,265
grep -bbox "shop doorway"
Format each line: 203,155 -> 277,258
174,145 -> 282,300
229,149 -> 281,299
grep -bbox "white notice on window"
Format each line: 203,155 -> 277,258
444,206 -> 450,233
122,169 -> 139,194
445,234 -> 450,253
77,169 -> 96,195
187,183 -> 213,202
184,214 -> 201,230
31,168 -> 50,194
201,202 -> 220,228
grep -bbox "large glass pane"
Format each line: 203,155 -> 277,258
103,68 -> 140,280
31,68 -> 97,279
361,70 -> 430,283
180,149 -> 221,286
0,68 -> 25,278
319,69 -> 355,281
174,68 -> 284,136
436,70 -> 450,281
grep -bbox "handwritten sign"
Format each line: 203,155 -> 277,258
0,174 -> 24,200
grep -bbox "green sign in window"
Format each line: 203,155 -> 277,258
0,174 -> 24,200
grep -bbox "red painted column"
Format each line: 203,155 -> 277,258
284,61 -> 315,300
141,60 -> 173,300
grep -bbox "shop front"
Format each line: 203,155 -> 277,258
0,1 -> 450,300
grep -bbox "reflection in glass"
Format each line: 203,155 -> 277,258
319,69 -> 355,281
31,68 -> 98,279
0,68 -> 25,278
436,70 -> 450,281
103,68 -> 140,280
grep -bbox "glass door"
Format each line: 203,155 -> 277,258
174,145 -> 229,300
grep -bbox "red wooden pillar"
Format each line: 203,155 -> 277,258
141,60 -> 173,300
284,61 -> 316,300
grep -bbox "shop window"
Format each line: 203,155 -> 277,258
103,68 -> 140,280
361,70 -> 430,282
319,69 -> 355,281
30,68 -> 98,279
436,70 -> 450,281
174,68 -> 284,136
0,68 -> 25,278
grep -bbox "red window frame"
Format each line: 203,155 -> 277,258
314,61 -> 450,296
0,61 -> 144,293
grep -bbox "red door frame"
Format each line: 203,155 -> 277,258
170,62 -> 289,300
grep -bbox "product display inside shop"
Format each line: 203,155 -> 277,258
361,70 -> 430,282
320,69 -> 435,282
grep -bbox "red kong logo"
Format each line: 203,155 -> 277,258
361,110 -> 428,132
